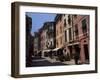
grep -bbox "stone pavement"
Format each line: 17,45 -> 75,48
62,59 -> 75,65
31,57 -> 67,67
32,56 -> 89,67
44,56 -> 75,65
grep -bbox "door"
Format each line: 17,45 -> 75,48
84,44 -> 89,59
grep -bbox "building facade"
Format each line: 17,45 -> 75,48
62,14 -> 89,63
72,15 -> 89,63
45,22 -> 56,49
40,24 -> 48,50
40,22 -> 56,50
31,14 -> 89,64
63,14 -> 74,59
26,15 -> 33,66
55,14 -> 65,48
33,32 -> 40,55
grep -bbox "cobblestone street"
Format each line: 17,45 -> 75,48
30,56 -> 76,67
31,57 -> 67,67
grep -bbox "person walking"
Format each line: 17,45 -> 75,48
74,51 -> 80,65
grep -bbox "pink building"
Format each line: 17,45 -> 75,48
39,28 -> 46,50
39,25 -> 48,51
72,15 -> 89,63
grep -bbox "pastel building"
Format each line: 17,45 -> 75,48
63,14 -> 89,63
45,22 -> 56,49
40,23 -> 48,50
40,22 -> 56,50
63,14 -> 74,58
55,14 -> 65,48
72,15 -> 89,63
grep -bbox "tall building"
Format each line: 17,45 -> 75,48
33,32 -> 40,55
26,15 -> 33,66
72,15 -> 89,63
45,22 -> 56,49
63,14 -> 89,63
38,28 -> 42,51
40,24 -> 48,50
63,14 -> 74,59
38,28 -> 43,51
55,14 -> 64,48
40,22 -> 55,50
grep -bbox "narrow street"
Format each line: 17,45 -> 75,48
30,56 -> 75,67
31,57 -> 66,67
26,13 -> 90,67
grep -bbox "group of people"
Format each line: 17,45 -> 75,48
32,47 -> 80,65
42,47 -> 80,65
54,48 -> 70,62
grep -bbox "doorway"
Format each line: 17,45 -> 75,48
68,46 -> 73,59
74,45 -> 80,58
84,44 -> 89,60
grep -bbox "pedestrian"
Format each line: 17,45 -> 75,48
49,50 -> 53,59
63,49 -> 70,61
57,48 -> 64,62
63,49 -> 68,57
74,51 -> 80,65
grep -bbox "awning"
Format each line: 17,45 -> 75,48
67,42 -> 79,46
52,48 -> 60,51
42,49 -> 51,52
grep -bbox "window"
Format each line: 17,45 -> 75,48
65,30 -> 67,42
74,15 -> 77,18
59,15 -> 62,21
69,28 -> 72,40
74,24 -> 78,36
50,41 -> 52,47
64,19 -> 66,27
68,15 -> 71,25
82,19 -> 87,34
51,26 -> 53,30
50,25 -> 53,30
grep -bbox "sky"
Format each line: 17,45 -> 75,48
26,12 -> 56,36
